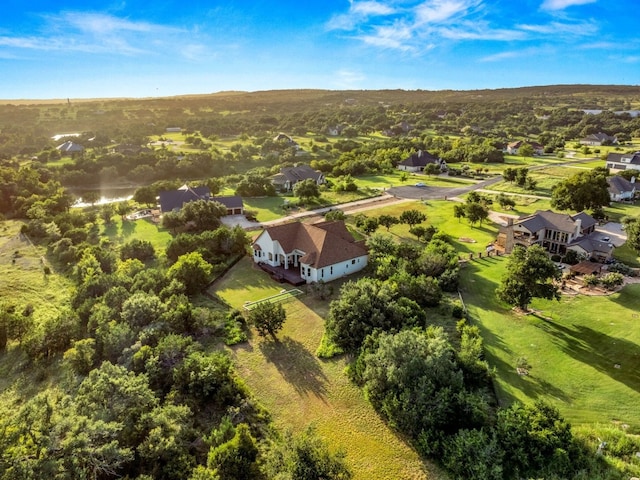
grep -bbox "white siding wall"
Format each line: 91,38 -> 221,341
301,255 -> 368,284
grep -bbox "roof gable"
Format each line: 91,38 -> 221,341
607,175 -> 635,194
159,186 -> 210,212
256,221 -> 367,268
399,150 -> 439,167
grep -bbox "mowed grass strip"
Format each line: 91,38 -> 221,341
214,257 -> 443,480
459,256 -> 640,430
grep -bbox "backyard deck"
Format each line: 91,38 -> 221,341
257,262 -> 306,286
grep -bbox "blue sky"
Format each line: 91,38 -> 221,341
0,0 -> 638,99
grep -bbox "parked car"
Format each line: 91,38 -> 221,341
415,182 -> 426,187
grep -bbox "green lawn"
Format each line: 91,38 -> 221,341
213,257 -> 442,480
0,220 -> 73,324
460,256 -> 640,430
101,216 -> 173,253
354,199 -> 500,256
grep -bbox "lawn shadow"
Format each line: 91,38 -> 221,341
486,350 -> 572,405
121,219 -> 136,237
533,315 -> 640,392
259,336 -> 329,400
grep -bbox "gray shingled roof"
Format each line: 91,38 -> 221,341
607,152 -> 640,166
607,175 -> 636,195
399,150 -> 439,167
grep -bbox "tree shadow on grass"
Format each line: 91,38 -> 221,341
532,314 -> 640,393
259,336 -> 329,400
121,220 -> 136,238
486,349 -> 572,405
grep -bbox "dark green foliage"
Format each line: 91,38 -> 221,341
496,244 -> 560,310
551,168 -> 611,212
623,216 -> 640,254
206,424 -> 260,479
399,208 -> 426,227
358,328 -> 491,455
120,238 -> 155,262
293,178 -> 321,201
247,301 -> 286,340
167,252 -> 213,295
261,427 -> 352,480
326,278 -> 425,351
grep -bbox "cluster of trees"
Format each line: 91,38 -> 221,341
162,199 -> 228,233
502,166 -> 537,190
1,212 -> 350,478
551,167 -> 610,214
453,192 -> 491,226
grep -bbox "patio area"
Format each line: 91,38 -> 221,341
257,262 -> 306,286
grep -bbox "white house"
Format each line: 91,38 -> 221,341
252,221 -> 368,284
605,152 -> 640,174
607,175 -> 636,202
580,132 -> 617,146
270,164 -> 325,192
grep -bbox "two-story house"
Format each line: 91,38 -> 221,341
605,152 -> 640,174
495,210 -> 611,261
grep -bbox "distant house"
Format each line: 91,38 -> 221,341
505,141 -> 544,155
605,152 -> 640,173
273,133 -> 299,150
607,175 -> 636,202
271,164 -> 325,192
495,209 -> 612,261
166,127 -> 182,133
397,150 -> 446,173
158,185 -> 243,215
580,132 -> 617,146
252,221 -> 368,284
328,124 -> 345,136
56,141 -> 84,155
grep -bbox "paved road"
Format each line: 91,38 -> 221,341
222,154 -> 605,230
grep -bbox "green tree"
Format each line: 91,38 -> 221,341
180,199 -> 227,232
261,426 -> 352,480
120,238 -> 155,262
496,193 -> 516,210
377,214 -> 399,231
518,143 -> 534,158
100,203 -> 116,224
453,204 -> 466,223
248,301 -> 286,340
399,209 -> 426,227
551,169 -> 610,212
502,167 -> 517,183
622,216 -> 640,254
294,178 -> 321,202
167,252 -> 213,295
496,245 -> 561,311
465,202 -> 489,226
133,186 -> 157,206
207,424 -> 260,480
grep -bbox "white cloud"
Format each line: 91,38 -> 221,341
479,46 -> 552,62
326,1 -> 396,31
415,0 -> 478,24
517,20 -> 598,37
333,69 -> 367,88
0,11 -> 205,58
541,0 -> 597,11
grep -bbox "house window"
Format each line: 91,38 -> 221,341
330,266 -> 333,275
268,253 -> 273,261
351,259 -> 356,265
307,267 -> 311,276
321,269 -> 324,278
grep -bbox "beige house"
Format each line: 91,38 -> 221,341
495,210 -> 613,261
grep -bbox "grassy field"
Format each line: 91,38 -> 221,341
352,199 -> 500,256
0,220 -> 73,323
101,216 -> 173,253
213,257 -> 443,480
460,256 -> 640,429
